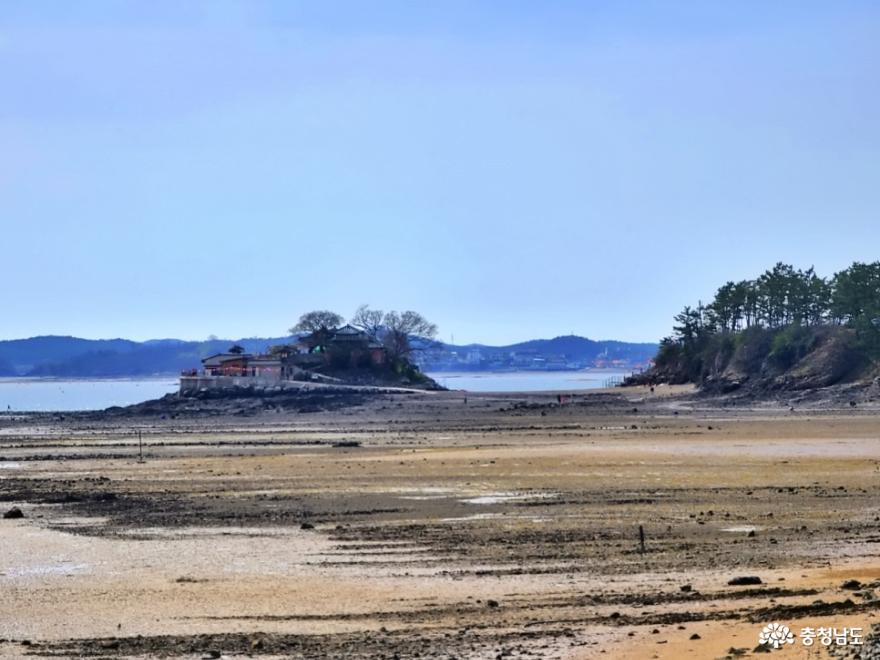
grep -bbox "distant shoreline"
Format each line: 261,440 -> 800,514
0,370 -> 637,412
0,369 -> 641,381
0,375 -> 178,383
427,366 -> 638,374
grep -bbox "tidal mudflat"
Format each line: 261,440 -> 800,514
1,386 -> 879,658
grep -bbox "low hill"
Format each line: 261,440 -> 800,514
0,335 -> 292,377
634,325 -> 878,396
0,333 -> 657,378
0,336 -> 139,374
629,261 -> 880,399
424,335 -> 657,371
501,335 -> 656,362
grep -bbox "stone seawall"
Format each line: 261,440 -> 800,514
179,375 -> 298,396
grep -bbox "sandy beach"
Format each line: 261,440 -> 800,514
1,385 -> 879,658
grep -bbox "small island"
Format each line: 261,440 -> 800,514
180,307 -> 441,395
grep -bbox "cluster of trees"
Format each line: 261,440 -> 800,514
656,262 -> 880,382
671,262 -> 880,342
289,305 -> 438,365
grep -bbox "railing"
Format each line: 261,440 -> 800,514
602,368 -> 641,388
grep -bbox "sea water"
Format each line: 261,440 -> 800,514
0,369 -> 634,412
426,369 -> 633,392
0,378 -> 179,412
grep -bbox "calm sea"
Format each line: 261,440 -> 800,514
0,370 -> 633,411
427,369 -> 633,392
0,378 -> 179,412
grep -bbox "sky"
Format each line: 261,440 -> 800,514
1,1 -> 878,345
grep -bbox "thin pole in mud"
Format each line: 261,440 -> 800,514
137,430 -> 144,463
639,525 -> 646,553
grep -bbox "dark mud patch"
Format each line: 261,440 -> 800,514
108,390 -> 375,418
0,477 -> 408,536
746,597 -> 880,623
23,628 -> 578,659
183,586 -> 823,627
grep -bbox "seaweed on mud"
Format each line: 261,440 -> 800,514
22,628 -> 575,659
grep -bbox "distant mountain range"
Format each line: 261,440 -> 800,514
0,334 -> 657,377
422,335 -> 657,371
0,336 -> 291,378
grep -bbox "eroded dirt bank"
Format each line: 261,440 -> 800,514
1,386 -> 879,658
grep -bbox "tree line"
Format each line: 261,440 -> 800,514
671,261 -> 880,342
655,261 -> 880,382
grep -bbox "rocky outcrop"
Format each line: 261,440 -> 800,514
704,327 -> 873,394
630,326 -> 879,399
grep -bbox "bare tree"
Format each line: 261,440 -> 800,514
382,310 -> 438,363
290,310 -> 343,335
350,305 -> 385,340
290,310 -> 343,353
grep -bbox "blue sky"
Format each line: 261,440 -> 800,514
2,1 -> 878,344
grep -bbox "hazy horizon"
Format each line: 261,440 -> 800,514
0,330 -> 659,348
3,2 -> 878,345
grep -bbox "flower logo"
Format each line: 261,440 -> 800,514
759,622 -> 795,649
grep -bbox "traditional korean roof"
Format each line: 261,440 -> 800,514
201,352 -> 253,365
331,325 -> 371,342
333,324 -> 363,335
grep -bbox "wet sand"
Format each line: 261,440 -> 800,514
1,385 -> 879,658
